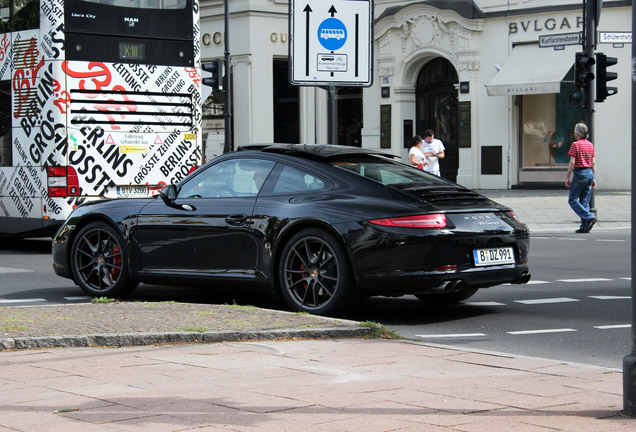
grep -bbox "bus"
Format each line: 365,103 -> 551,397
0,0 -> 202,237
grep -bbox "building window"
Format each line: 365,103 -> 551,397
273,59 -> 299,143
520,66 -> 584,171
337,87 -> 362,147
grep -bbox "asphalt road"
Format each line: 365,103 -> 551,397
0,230 -> 632,369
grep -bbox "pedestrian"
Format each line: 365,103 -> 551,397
408,135 -> 428,170
422,129 -> 445,176
565,122 -> 597,233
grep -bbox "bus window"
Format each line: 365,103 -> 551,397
0,1 -> 9,33
80,0 -> 186,9
11,0 -> 39,32
0,81 -> 10,167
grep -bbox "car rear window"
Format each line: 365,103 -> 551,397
330,158 -> 449,187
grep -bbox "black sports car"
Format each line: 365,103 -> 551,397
53,144 -> 531,315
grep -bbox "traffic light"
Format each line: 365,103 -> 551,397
202,59 -> 224,92
570,52 -> 595,107
596,52 -> 618,102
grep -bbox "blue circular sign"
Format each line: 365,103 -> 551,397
318,18 -> 347,51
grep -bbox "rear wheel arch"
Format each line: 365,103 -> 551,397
273,222 -> 357,315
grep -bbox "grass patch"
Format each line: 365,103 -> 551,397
177,326 -> 210,333
1,325 -> 29,331
360,321 -> 401,339
91,297 -> 116,304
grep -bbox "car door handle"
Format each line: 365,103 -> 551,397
225,214 -> 248,225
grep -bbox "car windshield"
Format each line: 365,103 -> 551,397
330,157 -> 450,187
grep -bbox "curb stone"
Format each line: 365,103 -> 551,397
0,326 -> 370,351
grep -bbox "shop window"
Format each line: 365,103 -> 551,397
273,59 -> 299,143
520,66 -> 584,169
0,80 -> 11,167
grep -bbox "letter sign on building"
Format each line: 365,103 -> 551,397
289,0 -> 373,86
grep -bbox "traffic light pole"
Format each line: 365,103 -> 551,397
583,0 -> 596,213
623,0 -> 636,418
223,0 -> 233,153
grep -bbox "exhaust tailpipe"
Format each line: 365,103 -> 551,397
517,273 -> 531,284
444,280 -> 463,293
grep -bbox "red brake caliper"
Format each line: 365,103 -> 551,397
300,264 -> 308,290
110,244 -> 121,279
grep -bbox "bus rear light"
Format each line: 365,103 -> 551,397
47,167 -> 80,197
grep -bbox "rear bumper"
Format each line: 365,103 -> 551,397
356,263 -> 530,296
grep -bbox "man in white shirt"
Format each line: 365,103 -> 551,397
422,129 -> 445,176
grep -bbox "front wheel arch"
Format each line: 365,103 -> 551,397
69,220 -> 138,298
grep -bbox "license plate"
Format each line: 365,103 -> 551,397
473,247 -> 515,267
117,185 -> 149,197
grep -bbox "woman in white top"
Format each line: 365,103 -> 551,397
408,135 -> 428,170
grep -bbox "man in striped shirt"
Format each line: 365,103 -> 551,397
565,122 -> 597,233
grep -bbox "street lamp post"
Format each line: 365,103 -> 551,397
623,0 -> 636,417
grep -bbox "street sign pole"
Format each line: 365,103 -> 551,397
624,0 -> 636,418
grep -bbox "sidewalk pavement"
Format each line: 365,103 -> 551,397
0,188 -> 633,430
476,189 -> 631,233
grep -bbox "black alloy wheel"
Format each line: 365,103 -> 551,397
70,221 -> 137,297
279,228 -> 353,315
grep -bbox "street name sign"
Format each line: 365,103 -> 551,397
598,32 -> 632,44
539,32 -> 582,48
289,0 -> 373,86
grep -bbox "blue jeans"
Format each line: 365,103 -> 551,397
568,168 -> 595,227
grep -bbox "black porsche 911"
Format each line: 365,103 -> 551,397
52,144 -> 531,315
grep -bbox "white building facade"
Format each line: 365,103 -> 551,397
200,0 -> 631,190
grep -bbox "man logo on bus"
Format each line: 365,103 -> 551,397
318,18 -> 347,51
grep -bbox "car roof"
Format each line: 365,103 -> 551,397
236,144 -> 399,160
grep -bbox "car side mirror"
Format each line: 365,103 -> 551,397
160,184 -> 177,203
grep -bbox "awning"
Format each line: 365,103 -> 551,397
485,44 -> 578,96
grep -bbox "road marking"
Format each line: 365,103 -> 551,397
620,277 -> 632,281
515,297 -> 579,305
595,239 -> 627,243
594,324 -> 631,330
64,296 -> 92,301
0,298 -> 47,304
557,278 -> 613,283
416,333 -> 486,339
507,328 -> 577,335
525,280 -> 550,285
589,296 -> 631,300
0,267 -> 33,274
464,302 -> 506,306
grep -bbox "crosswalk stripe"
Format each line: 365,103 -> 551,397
507,328 -> 577,335
589,296 -> 631,300
557,278 -> 613,283
416,333 -> 486,339
0,267 -> 33,274
594,324 -> 631,330
464,302 -> 506,306
0,298 -> 47,304
515,298 -> 579,305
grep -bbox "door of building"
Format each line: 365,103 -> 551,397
416,58 -> 458,182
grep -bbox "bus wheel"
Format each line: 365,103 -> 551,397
70,221 -> 137,298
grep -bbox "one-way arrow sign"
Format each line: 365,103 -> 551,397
289,0 -> 373,86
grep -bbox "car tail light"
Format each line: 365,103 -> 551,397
369,214 -> 447,229
47,166 -> 80,197
508,211 -> 521,223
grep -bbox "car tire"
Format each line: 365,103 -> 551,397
279,228 -> 353,315
70,221 -> 138,298
415,286 -> 479,304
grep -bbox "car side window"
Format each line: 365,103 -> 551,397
272,165 -> 326,194
179,158 -> 276,198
